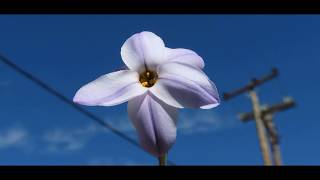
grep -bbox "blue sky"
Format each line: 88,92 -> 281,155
0,15 -> 319,165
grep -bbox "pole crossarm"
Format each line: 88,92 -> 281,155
239,97 -> 296,122
223,68 -> 278,101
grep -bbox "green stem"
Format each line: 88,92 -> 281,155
158,154 -> 167,166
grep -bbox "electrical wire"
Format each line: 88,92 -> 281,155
0,53 -> 176,165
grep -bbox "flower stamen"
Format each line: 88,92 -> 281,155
139,70 -> 158,88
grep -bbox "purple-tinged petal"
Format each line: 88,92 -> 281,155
73,70 -> 146,106
164,48 -> 205,69
128,92 -> 178,157
120,31 -> 166,72
150,62 -> 220,109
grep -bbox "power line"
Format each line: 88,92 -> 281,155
0,53 -> 176,165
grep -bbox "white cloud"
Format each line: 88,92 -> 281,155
43,124 -> 102,152
0,80 -> 11,87
42,114 -> 135,153
87,157 -> 143,165
0,128 -> 29,149
106,110 -> 235,136
107,115 -> 135,133
106,109 -> 235,136
0,77 -> 12,90
42,109 -> 234,153
178,110 -> 235,135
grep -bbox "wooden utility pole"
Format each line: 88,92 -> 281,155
223,68 -> 278,165
239,97 -> 295,166
248,90 -> 272,165
264,113 -> 282,166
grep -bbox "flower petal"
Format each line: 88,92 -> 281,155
73,70 -> 146,106
150,62 -> 220,109
120,31 -> 166,72
128,92 -> 178,157
164,48 -> 205,69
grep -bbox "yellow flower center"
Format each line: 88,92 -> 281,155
139,70 -> 158,88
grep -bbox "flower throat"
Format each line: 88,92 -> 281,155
139,70 -> 158,88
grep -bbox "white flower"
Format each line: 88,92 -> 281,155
73,31 -> 220,157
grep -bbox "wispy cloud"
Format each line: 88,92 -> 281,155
107,109 -> 236,135
87,157 -> 143,165
0,80 -> 11,87
41,114 -> 135,153
43,124 -> 102,152
0,128 -> 29,149
105,110 -> 235,136
104,109 -> 234,135
0,64 -> 12,88
178,110 -> 236,135
42,109 -> 234,153
107,115 -> 135,133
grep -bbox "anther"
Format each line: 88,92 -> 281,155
139,70 -> 158,88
